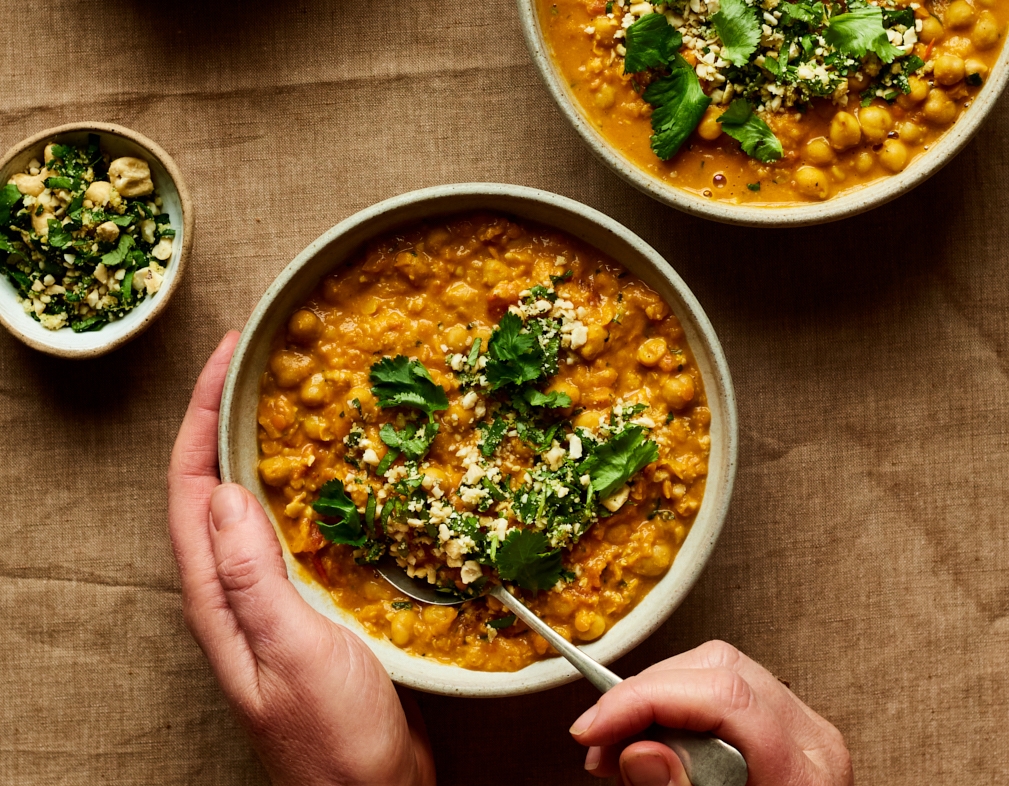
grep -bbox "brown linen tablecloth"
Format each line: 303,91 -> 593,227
1,1 -> 1008,783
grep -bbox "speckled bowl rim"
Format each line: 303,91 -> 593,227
0,122 -> 194,358
219,183 -> 738,697
517,0 -> 1009,227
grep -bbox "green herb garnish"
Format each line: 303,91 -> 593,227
369,356 -> 449,420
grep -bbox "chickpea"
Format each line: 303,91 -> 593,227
878,139 -> 909,172
854,151 -> 875,174
270,350 -> 317,388
299,373 -> 330,408
919,15 -> 944,42
923,88 -> 958,125
578,323 -> 608,360
696,106 -> 724,140
631,543 -> 674,577
390,609 -> 418,647
804,136 -> 835,165
605,523 -> 631,545
421,605 -> 457,635
636,337 -> 668,367
345,386 -> 376,416
574,610 -> 607,641
934,54 -> 966,85
662,373 -> 695,410
945,0 -> 975,29
896,76 -> 929,109
288,309 -> 322,343
973,9 -> 1002,48
857,105 -> 893,144
302,414 -> 336,442
443,323 -> 470,353
965,58 -> 989,81
446,400 -> 475,428
258,455 -> 300,487
793,165 -> 831,200
444,281 -> 478,310
594,83 -> 616,109
829,112 -> 861,150
899,121 -> 926,145
573,409 -> 605,430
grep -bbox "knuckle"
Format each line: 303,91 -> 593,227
697,639 -> 743,669
710,668 -> 754,715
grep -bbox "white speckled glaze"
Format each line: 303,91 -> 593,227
0,123 -> 193,357
218,184 -> 737,697
517,0 -> 1009,227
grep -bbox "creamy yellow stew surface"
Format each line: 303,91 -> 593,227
257,212 -> 710,671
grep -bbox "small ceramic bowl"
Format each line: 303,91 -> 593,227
218,183 -> 738,697
517,1 -> 1009,227
0,123 -> 193,358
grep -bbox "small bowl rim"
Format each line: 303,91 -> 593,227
0,122 -> 194,358
218,182 -> 738,697
516,0 -> 1009,227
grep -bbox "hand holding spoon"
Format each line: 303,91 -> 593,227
377,559 -> 748,786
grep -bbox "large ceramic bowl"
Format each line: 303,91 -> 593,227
0,123 -> 193,358
517,1 -> 1009,227
219,183 -> 738,697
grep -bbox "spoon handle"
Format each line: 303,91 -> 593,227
488,585 -> 749,786
488,584 -> 620,692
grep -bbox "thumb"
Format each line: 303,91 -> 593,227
209,483 -> 319,664
620,742 -> 691,786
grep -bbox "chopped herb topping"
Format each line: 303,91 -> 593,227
369,356 -> 449,420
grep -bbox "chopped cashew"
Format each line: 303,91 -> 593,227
9,173 -> 45,197
95,221 -> 120,244
84,181 -> 113,206
108,157 -> 154,197
601,484 -> 630,512
152,236 -> 173,260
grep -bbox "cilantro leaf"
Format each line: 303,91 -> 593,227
902,55 -> 925,75
780,1 -> 824,25
46,219 -> 73,248
825,6 -> 903,63
479,417 -> 509,457
379,421 -> 439,462
487,614 -> 516,629
717,99 -> 783,163
624,13 -> 684,73
711,0 -> 762,66
43,176 -> 74,191
369,356 -> 449,420
644,68 -> 712,160
313,479 -> 366,546
579,425 -> 659,499
495,529 -> 564,592
523,388 -> 572,409
0,184 -> 21,226
485,312 -> 542,389
100,234 -> 135,267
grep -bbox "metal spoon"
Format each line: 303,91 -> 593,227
377,559 -> 748,786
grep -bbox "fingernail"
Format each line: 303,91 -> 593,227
210,484 -> 248,531
569,704 -> 599,736
623,751 -> 672,786
584,747 -> 601,772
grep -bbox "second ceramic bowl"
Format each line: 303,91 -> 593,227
218,183 -> 738,697
517,0 -> 1009,227
0,122 -> 193,358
